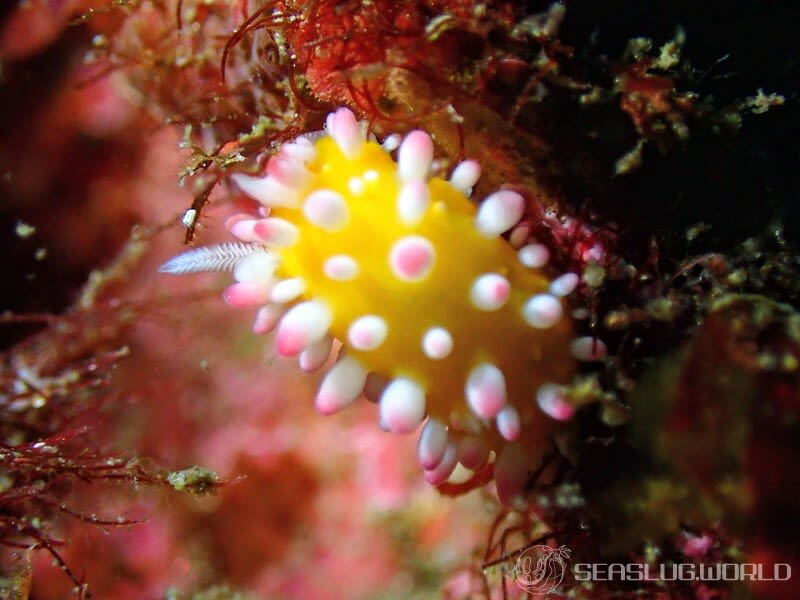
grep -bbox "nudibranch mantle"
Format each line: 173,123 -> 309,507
162,108 -> 579,504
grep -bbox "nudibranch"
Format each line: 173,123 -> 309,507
162,108 -> 591,505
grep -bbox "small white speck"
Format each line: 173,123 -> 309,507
348,177 -> 365,195
15,221 -> 35,239
181,209 -> 197,228
381,134 -> 402,152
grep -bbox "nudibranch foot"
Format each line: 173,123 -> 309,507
161,107 -> 606,505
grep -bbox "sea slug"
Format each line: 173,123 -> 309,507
162,108 -> 590,504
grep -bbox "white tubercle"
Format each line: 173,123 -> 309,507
274,300 -> 332,357
570,336 -> 608,362
518,243 -> 550,268
465,363 -> 507,419
293,136 -> 314,147
417,418 -> 449,470
508,222 -> 531,248
421,327 -> 453,360
315,356 -> 367,415
469,273 -> 511,311
423,442 -> 457,485
267,155 -> 311,188
536,383 -> 575,421
227,219 -> 262,243
325,111 -> 336,136
230,173 -> 300,208
449,160 -> 481,194
233,251 -> 279,283
379,378 -> 427,434
522,294 -> 563,329
381,133 -> 402,152
281,141 -> 317,163
347,315 -> 388,351
496,405 -> 521,441
299,336 -> 333,372
270,277 -> 306,303
550,272 -> 579,297
231,218 -> 299,248
304,189 -> 350,231
225,213 -> 250,230
323,255 -> 359,281
397,180 -> 430,225
398,130 -> 434,182
223,281 -> 270,308
252,304 -> 285,335
257,218 -> 300,248
389,236 -> 435,281
456,436 -> 490,470
474,190 -> 525,237
330,107 -> 364,159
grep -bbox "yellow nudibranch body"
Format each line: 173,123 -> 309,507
162,108 -> 584,504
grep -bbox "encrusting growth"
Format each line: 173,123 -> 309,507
162,108 -> 586,504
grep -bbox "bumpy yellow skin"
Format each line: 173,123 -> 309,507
271,136 -> 574,435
